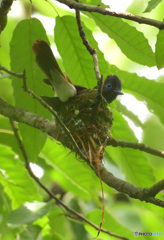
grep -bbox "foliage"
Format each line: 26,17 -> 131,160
0,0 -> 164,239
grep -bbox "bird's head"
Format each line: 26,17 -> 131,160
102,75 -> 123,103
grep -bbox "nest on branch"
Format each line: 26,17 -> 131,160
43,89 -> 113,164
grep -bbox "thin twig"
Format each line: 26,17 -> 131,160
0,65 -> 23,78
56,0 -> 164,29
75,1 -> 103,103
107,136 -> 164,159
9,119 -> 129,240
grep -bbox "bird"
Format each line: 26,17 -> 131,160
32,40 -> 123,105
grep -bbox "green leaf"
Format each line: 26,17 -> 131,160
85,209 -> 134,239
87,13 -> 155,66
55,16 -> 96,88
155,30 -> 164,69
0,145 -> 40,208
144,0 -> 162,12
10,18 -> 53,161
41,139 -> 99,200
8,201 -> 51,227
108,112 -> 155,187
87,13 -> 155,67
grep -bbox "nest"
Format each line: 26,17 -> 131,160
52,88 -> 113,164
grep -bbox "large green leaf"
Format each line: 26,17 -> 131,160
144,0 -> 162,12
108,112 -> 156,187
0,145 -> 40,208
155,30 -> 164,69
10,18 -> 53,161
41,139 -> 100,201
86,13 -> 155,66
55,16 -> 96,88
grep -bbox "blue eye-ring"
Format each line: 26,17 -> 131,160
106,83 -> 112,89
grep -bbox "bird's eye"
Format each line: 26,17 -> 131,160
106,83 -> 112,89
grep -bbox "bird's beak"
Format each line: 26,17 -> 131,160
113,90 -> 124,95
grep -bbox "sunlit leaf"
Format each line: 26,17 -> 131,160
87,13 -> 155,66
144,0 -> 162,12
55,16 -> 96,88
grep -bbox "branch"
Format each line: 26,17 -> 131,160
0,0 -> 14,33
10,119 -> 128,240
56,0 -> 164,29
98,163 -> 164,208
0,64 -> 24,78
145,179 -> 164,197
75,1 -> 103,102
107,136 -> 164,159
1,97 -> 164,208
0,96 -> 56,137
